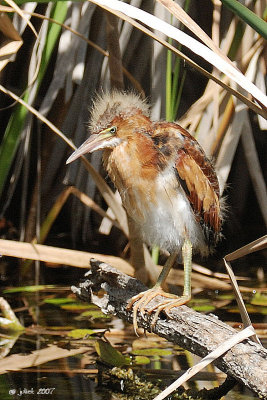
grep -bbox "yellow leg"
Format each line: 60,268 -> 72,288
127,250 -> 179,334
150,238 -> 192,323
127,239 -> 193,334
182,237 -> 192,298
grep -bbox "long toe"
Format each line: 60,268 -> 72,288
129,289 -> 164,334
163,295 -> 191,317
127,287 -> 181,334
150,295 -> 191,327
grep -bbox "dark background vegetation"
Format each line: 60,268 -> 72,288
0,0 -> 266,285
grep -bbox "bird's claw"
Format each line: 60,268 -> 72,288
149,295 -> 191,327
127,288 -> 191,334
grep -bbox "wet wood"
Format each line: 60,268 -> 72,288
72,259 -> 267,399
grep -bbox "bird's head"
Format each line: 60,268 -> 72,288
66,91 -> 150,164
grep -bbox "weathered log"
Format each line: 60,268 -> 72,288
72,259 -> 267,399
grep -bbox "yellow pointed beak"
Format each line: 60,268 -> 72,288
66,131 -> 113,164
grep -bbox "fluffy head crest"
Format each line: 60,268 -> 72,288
89,91 -> 150,133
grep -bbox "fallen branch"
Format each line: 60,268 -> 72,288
72,259 -> 267,399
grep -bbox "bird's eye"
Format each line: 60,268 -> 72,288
109,126 -> 117,134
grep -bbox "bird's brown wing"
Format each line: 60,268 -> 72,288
175,127 -> 221,245
176,148 -> 221,242
152,122 -> 221,245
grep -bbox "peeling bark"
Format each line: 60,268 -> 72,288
72,259 -> 267,399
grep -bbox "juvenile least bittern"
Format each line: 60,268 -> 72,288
67,91 -> 222,331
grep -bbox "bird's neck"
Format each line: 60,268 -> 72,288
103,131 -> 159,190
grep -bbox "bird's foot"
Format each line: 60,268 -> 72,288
127,287 -> 190,335
149,294 -> 191,327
